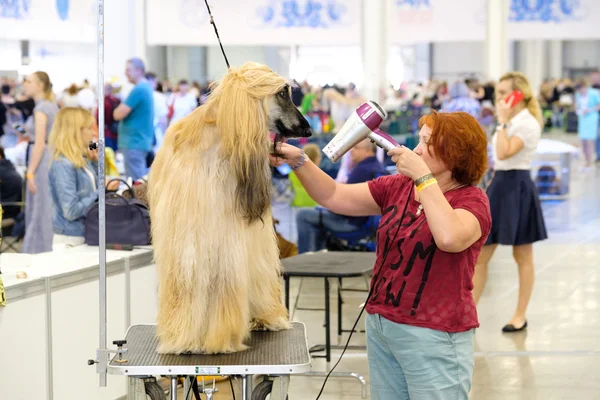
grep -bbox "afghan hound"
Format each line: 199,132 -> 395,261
147,62 -> 312,354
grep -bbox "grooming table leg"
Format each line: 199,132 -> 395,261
270,376 -> 290,400
170,376 -> 178,400
242,375 -> 248,400
128,377 -> 146,400
183,377 -> 191,400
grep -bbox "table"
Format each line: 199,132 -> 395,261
0,246 -> 155,400
108,323 -> 311,400
282,251 -> 375,362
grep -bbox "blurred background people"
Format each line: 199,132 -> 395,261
113,58 -> 154,181
21,71 -> 59,254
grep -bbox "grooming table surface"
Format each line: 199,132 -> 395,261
108,323 -> 311,376
282,251 -> 376,277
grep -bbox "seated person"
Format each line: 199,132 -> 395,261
289,143 -> 321,208
0,146 -> 23,221
296,139 -> 386,253
48,108 -> 119,250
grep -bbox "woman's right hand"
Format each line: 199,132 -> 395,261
269,142 -> 306,168
87,147 -> 99,161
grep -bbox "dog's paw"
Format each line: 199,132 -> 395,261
259,316 -> 292,332
249,319 -> 269,331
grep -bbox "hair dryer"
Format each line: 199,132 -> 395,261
322,101 -> 400,162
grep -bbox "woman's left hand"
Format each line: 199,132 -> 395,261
27,177 -> 37,194
388,146 -> 431,180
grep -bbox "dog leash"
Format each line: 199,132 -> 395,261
202,0 -> 230,69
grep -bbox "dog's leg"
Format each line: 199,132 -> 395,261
248,221 -> 292,332
201,271 -> 251,354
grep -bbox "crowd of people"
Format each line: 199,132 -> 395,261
1,63 -> 599,257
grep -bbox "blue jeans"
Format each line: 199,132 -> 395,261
296,208 -> 360,253
120,149 -> 149,181
366,313 -> 475,400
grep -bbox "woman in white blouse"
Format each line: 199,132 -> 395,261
473,72 -> 548,333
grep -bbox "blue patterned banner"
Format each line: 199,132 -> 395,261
395,0 -> 431,9
509,0 -> 582,23
0,0 -> 30,20
256,0 -> 347,28
56,0 -> 69,20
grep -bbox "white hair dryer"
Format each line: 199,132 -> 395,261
322,101 -> 400,162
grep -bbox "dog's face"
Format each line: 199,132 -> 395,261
266,84 -> 312,139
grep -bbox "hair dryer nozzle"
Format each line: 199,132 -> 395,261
322,101 -> 394,162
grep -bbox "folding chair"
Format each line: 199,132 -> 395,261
0,201 -> 24,253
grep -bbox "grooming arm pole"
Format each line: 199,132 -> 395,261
95,0 -> 109,387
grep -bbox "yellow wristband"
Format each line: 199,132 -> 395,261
26,173 -> 35,180
417,178 -> 437,192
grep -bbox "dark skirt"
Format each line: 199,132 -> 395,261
485,170 -> 548,246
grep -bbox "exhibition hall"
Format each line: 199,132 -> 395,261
1,0 -> 600,399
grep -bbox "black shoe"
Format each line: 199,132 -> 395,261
502,320 -> 527,333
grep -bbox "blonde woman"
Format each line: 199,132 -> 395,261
22,71 -> 59,254
48,108 -> 118,250
473,72 -> 548,332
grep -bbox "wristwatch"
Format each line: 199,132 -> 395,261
496,123 -> 508,131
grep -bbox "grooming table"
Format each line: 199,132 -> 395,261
282,251 -> 375,399
107,322 -> 311,400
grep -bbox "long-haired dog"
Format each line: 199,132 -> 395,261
147,62 -> 311,354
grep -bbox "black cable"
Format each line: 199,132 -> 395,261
203,0 -> 230,69
184,378 -> 193,400
315,184 -> 415,399
230,376 -> 236,400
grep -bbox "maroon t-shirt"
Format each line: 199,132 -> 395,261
366,174 -> 491,332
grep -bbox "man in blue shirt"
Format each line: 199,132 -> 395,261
113,58 -> 154,180
296,139 -> 387,253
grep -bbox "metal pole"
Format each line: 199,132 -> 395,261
96,0 -> 108,388
170,377 -> 178,400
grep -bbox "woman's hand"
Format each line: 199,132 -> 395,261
87,147 -> 99,161
387,146 -> 431,180
27,176 -> 37,194
105,178 -> 120,191
496,99 -> 511,124
269,142 -> 305,168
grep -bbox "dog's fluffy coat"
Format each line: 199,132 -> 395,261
147,63 -> 292,354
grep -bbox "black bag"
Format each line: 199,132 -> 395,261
84,179 -> 151,246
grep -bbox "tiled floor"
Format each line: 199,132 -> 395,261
180,133 -> 600,399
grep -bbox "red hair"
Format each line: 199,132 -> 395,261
418,111 -> 488,185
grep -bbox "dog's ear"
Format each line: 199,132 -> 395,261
216,74 -> 271,224
235,152 -> 271,224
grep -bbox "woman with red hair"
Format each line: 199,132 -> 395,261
271,111 -> 491,399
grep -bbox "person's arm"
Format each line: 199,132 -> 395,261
113,103 -> 132,121
114,87 -> 138,121
26,111 -> 48,180
270,144 -> 380,216
50,162 -> 98,221
417,184 -> 482,253
495,99 -> 524,160
388,146 -> 483,253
